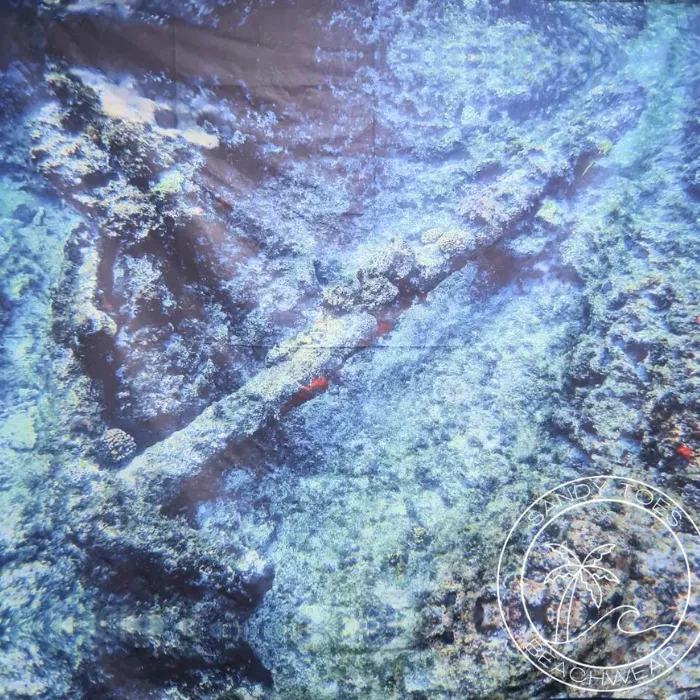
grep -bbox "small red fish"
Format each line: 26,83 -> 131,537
376,320 -> 392,336
282,376 -> 329,413
676,445 -> 693,460
216,196 -> 233,212
695,315 -> 700,325
304,377 -> 328,392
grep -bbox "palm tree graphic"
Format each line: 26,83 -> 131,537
543,542 -> 620,644
542,541 -> 677,645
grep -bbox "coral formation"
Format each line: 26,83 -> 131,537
98,428 -> 137,464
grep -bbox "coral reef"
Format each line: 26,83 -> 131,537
0,0 -> 699,698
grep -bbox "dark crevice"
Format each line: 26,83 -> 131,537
85,545 -> 255,608
78,642 -> 272,698
161,421 -> 295,519
81,217 -> 265,446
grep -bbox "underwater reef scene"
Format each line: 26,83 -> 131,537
0,0 -> 700,697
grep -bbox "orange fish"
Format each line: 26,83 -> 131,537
676,445 -> 693,460
216,195 -> 233,212
305,377 -> 328,392
282,377 -> 329,414
376,320 -> 392,336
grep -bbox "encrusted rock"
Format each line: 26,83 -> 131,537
366,238 -> 416,283
321,282 -> 356,312
154,107 -> 178,129
421,227 -> 476,257
12,203 -> 36,225
357,271 -> 399,311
